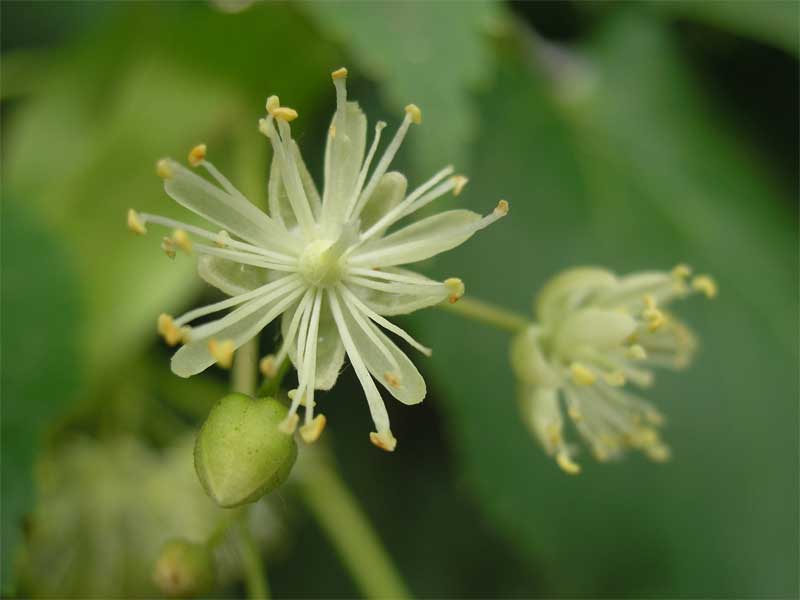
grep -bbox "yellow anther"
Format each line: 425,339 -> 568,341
556,451 -> 581,475
570,362 -> 596,386
157,313 -> 183,346
444,277 -> 465,304
671,263 -> 692,279
161,237 -> 176,259
208,338 -> 235,369
626,344 -> 647,360
265,95 -> 280,113
156,159 -> 173,179
603,371 -> 626,387
452,175 -> 469,196
404,103 -> 422,124
642,294 -> 657,310
171,229 -> 192,253
127,209 -> 147,235
214,230 -> 230,248
300,414 -> 327,443
692,274 -> 717,299
279,413 -> 299,435
272,106 -> 298,122
369,430 -> 397,452
495,199 -> 509,216
643,307 -> 666,332
567,404 -> 583,421
188,144 -> 207,167
384,372 -> 401,389
647,444 -> 671,462
331,67 -> 348,80
259,354 -> 277,378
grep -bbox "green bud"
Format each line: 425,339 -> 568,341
195,394 -> 297,508
153,539 -> 215,598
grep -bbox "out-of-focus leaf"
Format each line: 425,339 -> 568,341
651,0 -> 799,56
16,435 -> 283,598
416,12 -> 797,597
304,1 -> 502,174
1,200 -> 84,592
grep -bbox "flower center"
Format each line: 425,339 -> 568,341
298,239 -> 344,287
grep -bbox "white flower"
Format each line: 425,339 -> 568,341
510,265 -> 716,473
128,67 -> 508,451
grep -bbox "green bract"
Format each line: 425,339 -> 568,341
195,394 -> 297,508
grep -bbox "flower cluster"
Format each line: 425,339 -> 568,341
129,68 -> 508,451
511,265 -> 716,473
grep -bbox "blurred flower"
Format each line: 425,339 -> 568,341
129,68 -> 508,451
511,265 -> 716,474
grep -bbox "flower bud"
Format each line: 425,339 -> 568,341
153,539 -> 215,598
195,394 -> 297,508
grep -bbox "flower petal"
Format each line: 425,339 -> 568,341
554,308 -> 638,357
197,255 -> 269,296
535,267 -> 617,324
347,268 -> 449,316
322,101 -> 367,228
162,159 -> 300,254
268,141 -> 321,231
337,292 -> 426,405
357,172 -> 407,235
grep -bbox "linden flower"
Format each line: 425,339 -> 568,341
510,265 -> 716,473
128,68 -> 508,451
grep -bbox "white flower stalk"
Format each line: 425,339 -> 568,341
511,265 -> 716,474
128,68 -> 508,451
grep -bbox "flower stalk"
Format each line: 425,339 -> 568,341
440,295 -> 530,333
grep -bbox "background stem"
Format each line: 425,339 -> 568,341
232,338 -> 258,396
238,512 -> 270,600
299,458 -> 411,600
440,296 -> 530,333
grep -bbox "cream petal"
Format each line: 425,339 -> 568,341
554,308 -> 638,357
357,172 -> 407,235
322,101 -> 367,228
268,141 -> 321,231
197,255 -> 269,296
535,267 -> 617,325
162,159 -> 300,254
347,267 -> 449,316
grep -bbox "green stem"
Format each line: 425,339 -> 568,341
237,512 -> 270,600
440,296 -> 530,333
206,507 -> 242,550
299,459 -> 411,600
233,338 -> 258,396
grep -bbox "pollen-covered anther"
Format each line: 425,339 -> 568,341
556,450 -> 581,475
214,230 -> 230,248
172,229 -> 192,253
643,307 -> 666,332
300,414 -> 327,443
259,354 -> 277,378
156,159 -> 173,179
188,144 -> 207,167
692,274 -> 718,299
404,103 -> 422,124
278,413 -> 299,435
570,362 -> 596,386
452,175 -> 469,196
127,209 -> 147,235
671,263 -> 692,280
272,106 -> 298,122
157,313 -> 183,346
603,371 -> 626,387
265,95 -> 280,114
369,430 -> 397,452
331,67 -> 348,80
444,277 -> 465,304
494,199 -> 510,216
208,338 -> 235,369
161,237 -> 176,259
646,444 -> 671,462
384,372 -> 401,389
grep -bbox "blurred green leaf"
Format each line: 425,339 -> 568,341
1,200 -> 84,592
416,11 -> 797,597
304,1 -> 502,174
651,0 -> 800,56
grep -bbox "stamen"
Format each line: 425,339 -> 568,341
156,159 -> 173,179
157,313 -> 185,346
404,103 -> 422,124
300,414 -> 327,443
172,229 -> 192,253
259,354 -> 277,378
369,430 -> 397,452
266,95 -> 280,114
279,413 -> 299,434
348,122 -> 387,218
208,338 -> 235,369
331,67 -> 348,80
556,450 -> 581,475
692,275 -> 717,299
127,209 -> 147,235
214,230 -> 230,247
445,278 -> 465,304
188,144 -> 207,167
671,263 -> 692,280
161,237 -> 176,259
272,107 -> 299,122
452,175 -> 469,196
570,362 -> 596,386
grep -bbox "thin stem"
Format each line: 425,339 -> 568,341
440,296 -> 530,333
237,512 -> 270,600
299,458 -> 411,600
206,507 -> 243,550
233,338 -> 258,396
